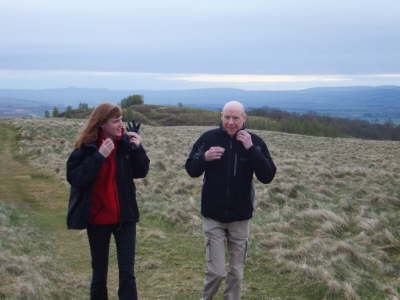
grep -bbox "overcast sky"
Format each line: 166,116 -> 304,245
1,0 -> 400,90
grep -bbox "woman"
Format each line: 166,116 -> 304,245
66,102 -> 149,300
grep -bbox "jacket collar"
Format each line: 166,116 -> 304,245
218,122 -> 246,139
81,128 -> 126,150
97,128 -> 124,145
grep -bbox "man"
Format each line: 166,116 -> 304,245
185,101 -> 276,300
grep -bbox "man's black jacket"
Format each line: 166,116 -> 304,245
185,128 -> 276,223
66,135 -> 150,229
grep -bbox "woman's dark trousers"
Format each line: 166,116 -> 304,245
87,222 -> 137,300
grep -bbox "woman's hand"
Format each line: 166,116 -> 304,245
127,132 -> 142,147
98,138 -> 115,158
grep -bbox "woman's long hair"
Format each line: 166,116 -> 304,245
75,102 -> 122,148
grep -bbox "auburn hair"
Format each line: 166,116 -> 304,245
75,102 -> 122,148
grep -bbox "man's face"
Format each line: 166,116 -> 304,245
101,116 -> 123,138
221,107 -> 246,137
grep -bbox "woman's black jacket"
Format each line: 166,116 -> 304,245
66,135 -> 150,229
185,128 -> 276,223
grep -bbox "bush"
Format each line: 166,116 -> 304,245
120,95 -> 144,108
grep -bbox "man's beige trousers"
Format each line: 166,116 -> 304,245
202,217 -> 250,300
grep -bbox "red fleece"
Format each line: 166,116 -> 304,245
89,132 -> 123,224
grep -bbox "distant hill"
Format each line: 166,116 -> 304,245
1,86 -> 400,122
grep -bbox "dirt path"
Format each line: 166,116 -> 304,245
0,123 -> 94,297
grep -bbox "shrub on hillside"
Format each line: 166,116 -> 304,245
120,94 -> 144,108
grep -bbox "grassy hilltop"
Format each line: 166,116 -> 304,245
58,103 -> 400,140
59,103 -> 278,133
1,118 -> 400,299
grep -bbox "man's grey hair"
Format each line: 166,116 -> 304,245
222,101 -> 246,116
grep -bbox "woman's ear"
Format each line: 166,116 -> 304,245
98,121 -> 105,130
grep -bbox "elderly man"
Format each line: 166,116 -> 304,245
185,101 -> 276,300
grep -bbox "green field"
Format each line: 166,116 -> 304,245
1,118 -> 400,299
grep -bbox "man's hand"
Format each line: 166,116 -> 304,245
99,138 -> 115,158
127,132 -> 142,147
204,146 -> 225,161
236,130 -> 253,150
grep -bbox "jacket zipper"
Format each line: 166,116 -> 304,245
225,139 -> 233,219
115,181 -> 121,230
233,153 -> 237,177
116,150 -> 122,230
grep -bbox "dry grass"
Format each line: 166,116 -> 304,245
3,117 -> 400,299
0,203 -> 86,299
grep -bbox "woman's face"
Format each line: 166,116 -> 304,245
101,116 -> 123,138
